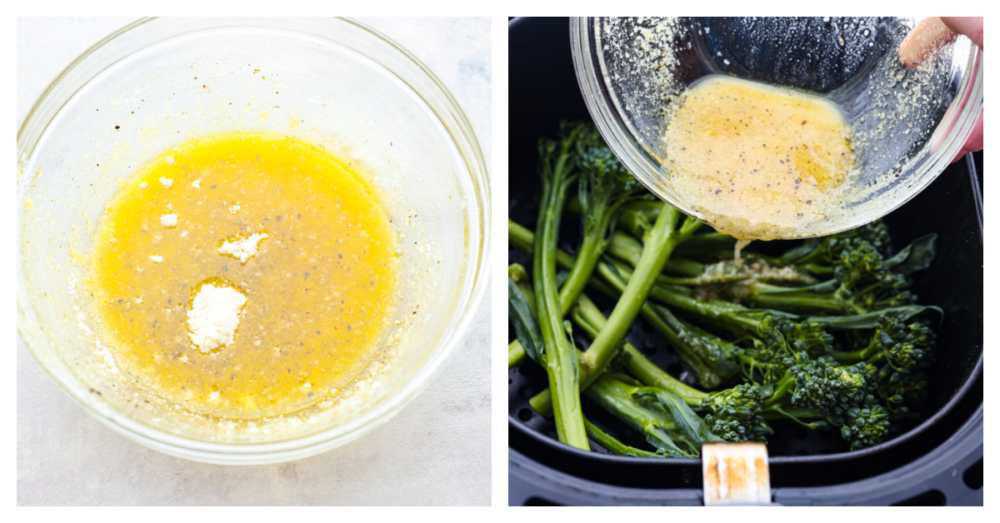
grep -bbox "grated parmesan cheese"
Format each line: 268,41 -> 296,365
218,233 -> 268,264
192,179 -> 201,189
149,255 -> 164,263
159,177 -> 173,188
139,182 -> 148,189
187,283 -> 247,353
160,214 -> 178,227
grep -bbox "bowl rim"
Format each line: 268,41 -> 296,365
570,16 -> 984,240
16,16 -> 491,465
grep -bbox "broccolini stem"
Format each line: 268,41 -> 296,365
512,218 -> 704,279
744,284 -> 863,315
829,334 -> 884,365
508,340 -> 526,369
584,417 -> 664,458
510,217 -> 721,392
578,203 -> 690,375
508,219 -> 619,305
597,262 -> 740,387
639,275 -> 762,336
762,407 -> 830,430
762,370 -> 796,410
533,138 -> 589,451
749,294 -> 850,315
558,229 -> 603,316
584,374 -> 698,457
607,231 -> 706,278
571,294 -> 708,406
529,204 -> 701,415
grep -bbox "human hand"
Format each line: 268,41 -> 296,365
899,17 -> 982,162
941,18 -> 983,162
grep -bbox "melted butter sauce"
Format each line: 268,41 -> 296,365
663,75 -> 855,240
91,132 -> 397,419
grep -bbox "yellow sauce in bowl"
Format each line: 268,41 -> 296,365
91,132 -> 397,419
663,75 -> 855,240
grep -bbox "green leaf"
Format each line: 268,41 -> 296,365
886,234 -> 938,275
508,263 -> 536,316
760,383 -> 776,399
636,388 -> 724,445
778,238 -> 822,265
556,270 -> 571,289
508,277 -> 543,362
564,320 -> 580,381
645,427 -> 698,457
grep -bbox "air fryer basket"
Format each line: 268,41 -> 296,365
508,17 -> 983,505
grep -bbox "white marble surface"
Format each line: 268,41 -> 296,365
17,17 -> 492,506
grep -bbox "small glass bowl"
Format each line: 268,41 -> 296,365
572,17 -> 983,238
17,18 -> 490,464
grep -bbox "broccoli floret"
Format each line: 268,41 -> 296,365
699,383 -> 773,442
878,371 -> 929,419
781,319 -> 836,358
877,318 -> 935,371
839,401 -> 892,451
758,355 -> 890,449
778,220 -> 891,270
833,240 -> 916,312
788,356 -> 878,417
831,314 -> 935,416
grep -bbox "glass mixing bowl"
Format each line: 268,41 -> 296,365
17,18 -> 490,464
572,17 -> 982,238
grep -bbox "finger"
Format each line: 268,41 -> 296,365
898,17 -> 958,69
941,17 -> 983,49
951,109 -> 983,163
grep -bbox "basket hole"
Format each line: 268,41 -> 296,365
518,386 -> 535,399
517,408 -> 534,422
963,458 -> 983,489
893,489 -> 946,506
524,496 -> 560,506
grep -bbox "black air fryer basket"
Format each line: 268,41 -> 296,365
508,17 -> 983,506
